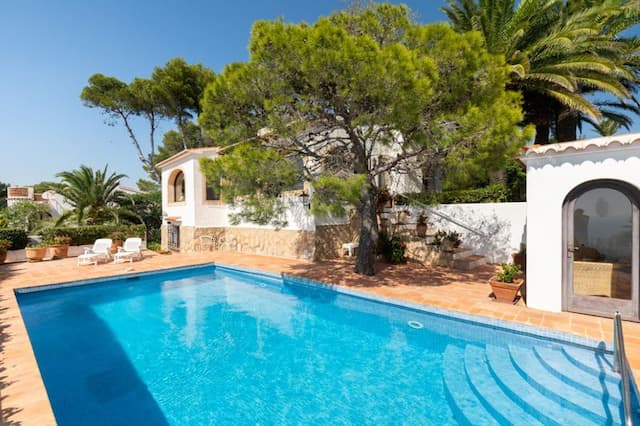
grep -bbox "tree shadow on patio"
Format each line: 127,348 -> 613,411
286,259 -> 496,289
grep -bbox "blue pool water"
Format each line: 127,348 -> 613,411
17,264 -> 639,425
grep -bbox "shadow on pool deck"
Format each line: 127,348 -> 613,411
287,259 -> 496,289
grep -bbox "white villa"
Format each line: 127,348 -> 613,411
159,133 -> 640,321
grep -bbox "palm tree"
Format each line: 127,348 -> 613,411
593,118 -> 622,136
55,165 -> 130,225
442,0 -> 640,144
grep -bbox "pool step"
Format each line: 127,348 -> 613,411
443,343 -> 633,425
463,345 -> 544,425
508,345 -> 623,422
442,345 -> 499,425
533,346 -> 622,401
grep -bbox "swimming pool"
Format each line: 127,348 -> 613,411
17,264 -> 639,425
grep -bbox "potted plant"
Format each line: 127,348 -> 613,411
442,231 -> 462,252
26,242 -> 47,262
47,236 -> 72,259
512,246 -> 526,272
109,231 -> 126,254
0,240 -> 11,264
430,230 -> 446,247
416,213 -> 428,237
489,263 -> 524,304
376,187 -> 392,211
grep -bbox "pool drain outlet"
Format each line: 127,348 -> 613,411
407,320 -> 424,329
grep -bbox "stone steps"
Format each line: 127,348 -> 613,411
454,254 -> 487,271
404,240 -> 487,271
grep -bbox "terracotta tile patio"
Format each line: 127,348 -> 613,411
1,251 -> 638,424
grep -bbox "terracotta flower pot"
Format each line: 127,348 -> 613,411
416,223 -> 427,237
489,277 -> 524,304
512,252 -> 526,272
110,240 -> 123,254
26,247 -> 47,262
441,240 -> 455,252
48,244 -> 69,259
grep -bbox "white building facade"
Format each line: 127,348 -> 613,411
521,133 -> 640,321
158,143 -> 425,260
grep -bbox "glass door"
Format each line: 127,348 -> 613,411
565,183 -> 639,320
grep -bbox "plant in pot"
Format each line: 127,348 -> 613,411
109,231 -> 126,254
430,230 -> 446,248
512,246 -> 526,272
376,187 -> 392,211
489,263 -> 524,304
441,231 -> 462,252
0,240 -> 11,264
26,242 -> 47,262
416,213 -> 428,237
47,235 -> 72,259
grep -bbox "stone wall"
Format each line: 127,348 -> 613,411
161,216 -> 360,261
314,216 -> 360,260
164,225 -> 315,260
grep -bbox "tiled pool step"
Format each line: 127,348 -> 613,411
443,343 -> 631,425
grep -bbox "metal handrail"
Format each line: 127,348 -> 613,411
393,195 -> 487,237
613,311 -> 634,426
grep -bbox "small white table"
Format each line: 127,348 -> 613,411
341,242 -> 359,257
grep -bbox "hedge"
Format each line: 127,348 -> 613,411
0,229 -> 28,250
399,184 -> 509,206
41,224 -> 146,246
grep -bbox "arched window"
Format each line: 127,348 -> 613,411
169,170 -> 185,203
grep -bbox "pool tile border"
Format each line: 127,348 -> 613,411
14,262 -> 216,294
13,260 -> 640,419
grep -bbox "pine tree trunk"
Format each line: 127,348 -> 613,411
355,185 -> 379,276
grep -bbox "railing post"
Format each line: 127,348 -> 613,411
614,311 -> 621,373
613,311 -> 634,426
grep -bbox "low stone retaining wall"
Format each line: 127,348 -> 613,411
314,222 -> 359,260
406,241 -> 456,267
165,225 -> 316,260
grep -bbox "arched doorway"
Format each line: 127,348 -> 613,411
563,180 -> 640,320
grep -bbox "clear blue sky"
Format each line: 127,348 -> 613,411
0,1 -> 445,187
0,1 -> 636,187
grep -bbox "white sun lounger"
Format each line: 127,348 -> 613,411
77,238 -> 112,266
113,238 -> 143,264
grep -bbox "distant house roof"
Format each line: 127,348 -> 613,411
521,133 -> 640,161
116,185 -> 142,195
156,147 -> 223,169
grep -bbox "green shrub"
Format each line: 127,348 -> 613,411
0,229 -> 28,250
399,184 -> 509,206
147,242 -> 162,252
147,228 -> 161,244
41,224 -> 146,246
378,232 -> 407,264
496,263 -> 521,283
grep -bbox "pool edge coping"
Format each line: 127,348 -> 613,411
13,261 -> 640,419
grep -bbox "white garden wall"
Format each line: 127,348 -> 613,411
395,202 -> 527,264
